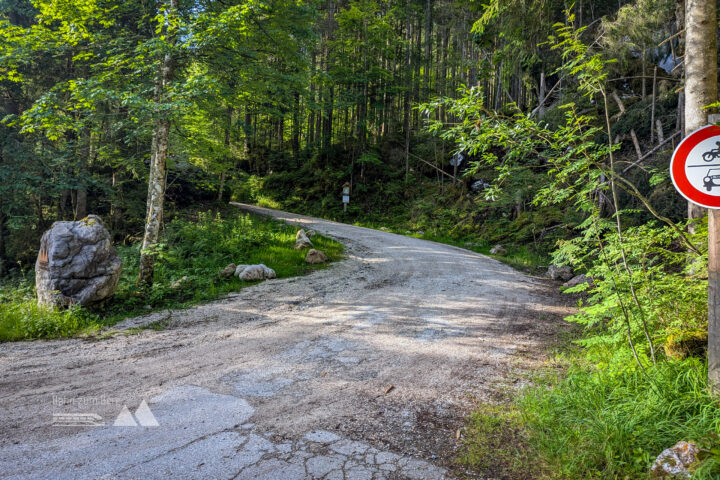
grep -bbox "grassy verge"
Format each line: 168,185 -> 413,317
384,230 -> 548,274
0,210 -> 342,342
459,356 -> 720,480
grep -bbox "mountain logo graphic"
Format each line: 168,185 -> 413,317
113,400 -> 159,427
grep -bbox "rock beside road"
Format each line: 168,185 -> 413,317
35,215 -> 122,307
548,264 -> 574,282
219,264 -> 237,278
236,264 -> 276,281
295,229 -> 313,250
562,274 -> 593,288
489,245 -> 507,255
650,441 -> 699,479
305,249 -> 328,264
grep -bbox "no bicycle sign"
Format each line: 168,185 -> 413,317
671,124 -> 720,209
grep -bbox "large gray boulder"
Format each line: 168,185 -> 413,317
35,215 -> 122,308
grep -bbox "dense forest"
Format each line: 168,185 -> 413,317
2,0 -> 720,477
1,0 -> 670,271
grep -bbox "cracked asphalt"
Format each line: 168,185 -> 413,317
0,204 -> 572,479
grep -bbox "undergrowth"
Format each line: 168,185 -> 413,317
459,358 -> 720,480
0,211 -> 342,341
235,175 -> 562,271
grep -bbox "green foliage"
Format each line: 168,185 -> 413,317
519,359 -> 720,479
428,8 -> 718,480
0,211 -> 342,341
107,210 -> 342,317
556,219 -> 707,368
459,404 -> 533,480
0,279 -> 101,341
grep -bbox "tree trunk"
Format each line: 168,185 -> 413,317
243,109 -> 252,157
685,0 -> 718,225
292,92 -> 300,160
59,189 -> 69,221
424,0 -> 432,98
0,200 -> 5,277
685,0 -> 719,392
323,86 -> 334,151
74,188 -> 87,220
537,70 -> 547,117
138,0 -> 177,286
403,14 -> 412,175
111,171 -> 122,232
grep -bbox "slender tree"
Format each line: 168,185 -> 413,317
683,0 -> 720,390
138,0 -> 178,286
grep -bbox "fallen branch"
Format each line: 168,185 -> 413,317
658,28 -> 685,47
408,151 -> 455,180
621,130 -> 682,173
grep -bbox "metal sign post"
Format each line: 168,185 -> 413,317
670,122 -> 720,391
342,182 -> 350,213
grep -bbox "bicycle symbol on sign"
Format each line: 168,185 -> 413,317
703,142 -> 720,162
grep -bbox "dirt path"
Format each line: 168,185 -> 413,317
0,204 -> 571,479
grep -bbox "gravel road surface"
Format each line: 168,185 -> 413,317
0,204 -> 571,479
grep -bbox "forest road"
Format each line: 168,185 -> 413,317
0,204 -> 572,480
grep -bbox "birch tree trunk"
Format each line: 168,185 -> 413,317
684,0 -> 719,392
138,0 -> 177,286
684,0 -> 717,224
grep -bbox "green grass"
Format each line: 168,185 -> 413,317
417,233 -> 548,273
0,281 -> 102,340
459,404 -> 534,480
460,358 -> 720,480
0,210 -> 343,342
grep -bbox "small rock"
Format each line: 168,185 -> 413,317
562,274 -> 593,288
262,265 -> 277,279
416,231 -> 425,236
380,227 -> 390,232
306,249 -> 328,264
171,276 -> 188,288
470,179 -> 491,192
295,229 -> 313,250
650,441 -> 699,479
234,264 -> 249,277
219,264 -> 236,279
489,245 -> 507,255
305,229 -> 317,238
548,264 -> 574,282
237,264 -> 276,281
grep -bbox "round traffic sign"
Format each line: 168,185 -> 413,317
670,124 -> 720,209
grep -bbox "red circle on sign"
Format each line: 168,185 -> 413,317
670,124 -> 720,209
